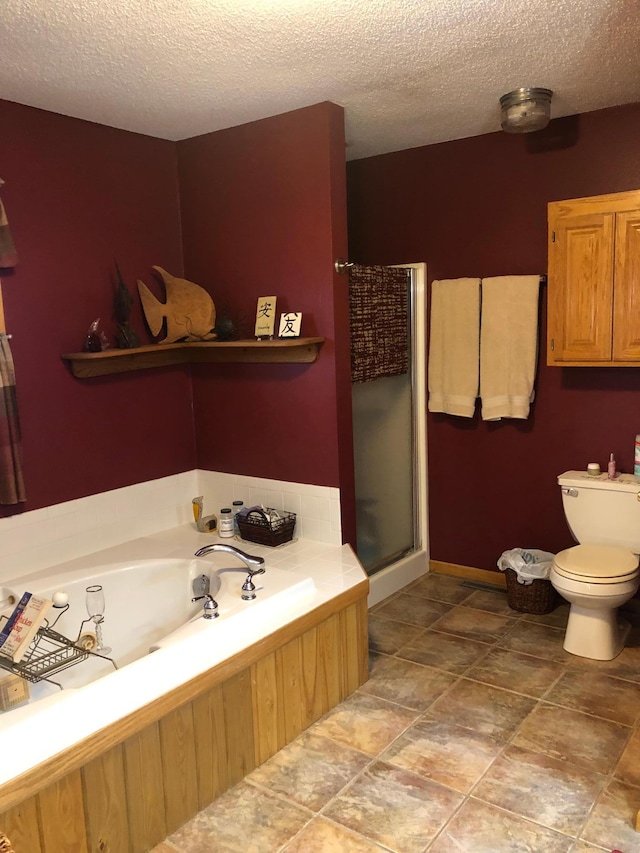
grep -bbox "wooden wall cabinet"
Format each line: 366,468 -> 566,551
547,189 -> 640,366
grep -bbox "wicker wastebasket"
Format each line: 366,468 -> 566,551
504,568 -> 558,615
498,548 -> 558,615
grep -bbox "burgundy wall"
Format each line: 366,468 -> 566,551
0,100 -> 192,514
178,103 -> 355,540
347,103 -> 640,571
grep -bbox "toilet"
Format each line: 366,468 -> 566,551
551,470 -> 640,660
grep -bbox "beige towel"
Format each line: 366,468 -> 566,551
480,275 -> 541,420
428,278 -> 480,417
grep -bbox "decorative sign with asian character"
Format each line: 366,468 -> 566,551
278,312 -> 302,338
255,296 -> 277,339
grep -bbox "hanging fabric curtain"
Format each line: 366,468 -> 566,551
348,264 -> 409,383
0,334 -> 26,504
0,183 -> 18,269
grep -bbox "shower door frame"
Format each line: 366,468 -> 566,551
367,261 -> 429,606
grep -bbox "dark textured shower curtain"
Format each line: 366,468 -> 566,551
348,264 -> 409,383
0,334 -> 26,504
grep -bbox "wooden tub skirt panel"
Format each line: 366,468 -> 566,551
0,583 -> 369,853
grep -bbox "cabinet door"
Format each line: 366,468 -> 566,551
613,210 -> 640,360
548,212 -> 614,363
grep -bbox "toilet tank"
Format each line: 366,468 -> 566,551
558,471 -> 640,552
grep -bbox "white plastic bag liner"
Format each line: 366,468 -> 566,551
497,548 -> 555,585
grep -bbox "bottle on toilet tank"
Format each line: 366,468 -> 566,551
635,435 -> 640,479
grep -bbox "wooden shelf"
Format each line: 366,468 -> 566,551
61,338 -> 325,379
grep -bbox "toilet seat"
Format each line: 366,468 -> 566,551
553,544 -> 639,584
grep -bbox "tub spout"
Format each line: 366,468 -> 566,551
194,543 -> 266,600
194,543 -> 265,573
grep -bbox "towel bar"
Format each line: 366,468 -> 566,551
428,275 -> 546,286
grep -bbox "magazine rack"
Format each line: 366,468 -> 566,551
0,620 -> 117,687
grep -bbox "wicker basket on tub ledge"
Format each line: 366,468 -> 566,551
237,508 -> 296,547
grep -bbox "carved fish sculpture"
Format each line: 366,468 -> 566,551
137,266 -> 217,343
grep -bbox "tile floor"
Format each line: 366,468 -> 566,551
153,573 -> 640,853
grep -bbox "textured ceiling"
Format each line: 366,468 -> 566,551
1,0 -> 639,160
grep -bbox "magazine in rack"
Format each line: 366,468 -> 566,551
0,592 -> 53,663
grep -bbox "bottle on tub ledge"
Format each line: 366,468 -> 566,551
232,500 -> 244,534
219,508 -> 235,538
192,496 -> 217,533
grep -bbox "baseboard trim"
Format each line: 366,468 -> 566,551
429,560 -> 506,588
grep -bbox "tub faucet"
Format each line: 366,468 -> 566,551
194,543 -> 266,601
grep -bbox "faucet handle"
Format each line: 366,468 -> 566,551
191,593 -> 219,619
241,575 -> 259,600
241,565 -> 266,601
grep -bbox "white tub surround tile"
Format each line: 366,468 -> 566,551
0,470 -> 342,586
0,471 -> 199,586
196,470 -> 342,546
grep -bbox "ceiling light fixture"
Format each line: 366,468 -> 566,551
500,87 -> 553,133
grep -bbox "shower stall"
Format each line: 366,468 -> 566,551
348,262 -> 428,605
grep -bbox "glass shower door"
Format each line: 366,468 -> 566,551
349,265 -> 416,575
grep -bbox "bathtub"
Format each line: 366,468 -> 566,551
0,550 -> 316,786
0,526 -> 368,852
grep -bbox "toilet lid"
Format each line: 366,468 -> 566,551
554,544 -> 639,583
